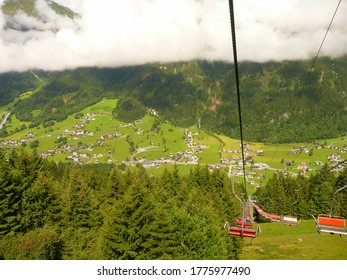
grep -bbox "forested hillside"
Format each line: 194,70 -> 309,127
0,149 -> 242,260
1,0 -> 78,19
1,56 -> 346,143
0,72 -> 39,106
0,148 -> 346,260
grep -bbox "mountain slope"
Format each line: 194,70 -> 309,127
0,71 -> 41,106
1,57 -> 347,143
1,0 -> 79,33
1,0 -> 78,18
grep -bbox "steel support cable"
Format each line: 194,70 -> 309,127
292,0 -> 342,110
323,158 -> 347,174
289,0 -> 343,165
228,0 -> 248,195
266,0 -> 343,169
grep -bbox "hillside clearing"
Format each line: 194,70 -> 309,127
240,220 -> 347,260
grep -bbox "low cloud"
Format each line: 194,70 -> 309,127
0,0 -> 346,73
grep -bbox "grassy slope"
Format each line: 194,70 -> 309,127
1,96 -> 347,260
240,220 -> 347,260
1,96 -> 346,179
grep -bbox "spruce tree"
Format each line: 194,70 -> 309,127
21,171 -> 61,232
102,170 -> 154,259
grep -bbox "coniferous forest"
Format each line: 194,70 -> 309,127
0,148 -> 346,260
0,148 -> 242,260
1,0 -> 347,263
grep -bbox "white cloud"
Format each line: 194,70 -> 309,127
0,0 -> 346,73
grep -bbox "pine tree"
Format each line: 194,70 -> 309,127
332,169 -> 347,217
61,169 -> 94,229
308,167 -> 336,215
102,170 -> 154,259
21,171 -> 61,232
59,168 -> 103,259
0,149 -> 47,235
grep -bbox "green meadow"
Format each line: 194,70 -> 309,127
1,98 -> 346,179
240,220 -> 347,260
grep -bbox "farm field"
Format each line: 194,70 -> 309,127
0,98 -> 346,181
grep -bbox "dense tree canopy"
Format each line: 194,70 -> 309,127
0,149 -> 241,260
0,149 -> 346,259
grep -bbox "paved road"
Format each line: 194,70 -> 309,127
0,112 -> 10,129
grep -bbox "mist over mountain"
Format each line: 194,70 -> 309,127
1,1 -> 346,143
1,0 -> 346,73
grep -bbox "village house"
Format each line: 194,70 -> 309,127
327,154 -> 340,162
247,172 -> 257,178
100,133 -> 114,140
256,150 -> 264,156
251,163 -> 268,170
137,147 -> 148,153
134,119 -> 143,124
298,162 -> 309,174
27,132 -> 34,139
74,123 -> 85,129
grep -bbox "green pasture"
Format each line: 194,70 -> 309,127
81,99 -> 117,114
5,114 -> 30,135
146,163 -> 197,176
1,98 -> 346,178
136,149 -> 166,161
31,109 -> 41,117
197,136 -> 221,164
107,138 -> 129,163
133,115 -> 154,131
160,123 -> 187,150
88,116 -> 116,136
240,220 -> 347,260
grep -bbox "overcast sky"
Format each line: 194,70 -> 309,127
0,0 -> 346,73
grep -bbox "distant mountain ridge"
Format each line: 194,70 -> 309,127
1,56 -> 346,143
1,0 -> 79,32
1,0 -> 78,18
